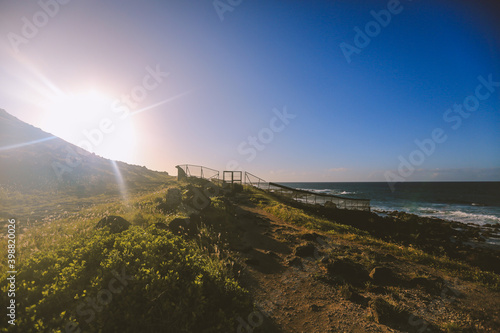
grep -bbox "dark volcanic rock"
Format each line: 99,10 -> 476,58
168,217 -> 198,236
410,276 -> 445,295
157,188 -> 183,212
154,222 -> 168,230
324,201 -> 337,209
184,185 -> 211,211
95,216 -> 131,234
369,266 -> 396,285
245,258 -> 260,266
369,297 -> 440,332
369,297 -> 399,325
287,256 -> 303,268
310,304 -> 323,312
326,258 -> 369,285
294,242 -> 316,257
165,187 -> 182,207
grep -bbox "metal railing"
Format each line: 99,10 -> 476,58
175,164 -> 370,211
244,171 -> 268,189
175,164 -> 219,181
267,182 -> 370,211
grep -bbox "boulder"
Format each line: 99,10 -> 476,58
159,187 -> 182,212
294,242 -> 317,258
369,297 -> 399,325
154,222 -> 168,230
287,256 -> 303,268
326,258 -> 369,285
369,266 -> 396,285
325,201 -> 337,209
166,187 -> 182,203
410,276 -> 445,295
95,216 -> 131,234
245,258 -> 260,266
310,304 -> 323,312
183,185 -> 211,211
168,217 -> 198,236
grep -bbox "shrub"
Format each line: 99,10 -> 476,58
1,226 -> 252,332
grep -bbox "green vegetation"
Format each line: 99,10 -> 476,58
0,183 -> 252,333
2,226 -> 250,332
2,181 -> 499,332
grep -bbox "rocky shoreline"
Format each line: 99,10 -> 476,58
274,195 -> 500,275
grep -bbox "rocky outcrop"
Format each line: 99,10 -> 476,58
95,215 -> 131,233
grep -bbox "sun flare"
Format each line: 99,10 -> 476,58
41,90 -> 138,163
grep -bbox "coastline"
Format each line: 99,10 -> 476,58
274,194 -> 500,275
282,182 -> 500,227
374,209 -> 500,249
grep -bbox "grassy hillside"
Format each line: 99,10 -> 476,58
2,179 -> 499,332
0,108 -> 174,225
0,181 -> 253,332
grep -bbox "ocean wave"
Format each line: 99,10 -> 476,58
300,188 -> 356,195
444,211 -> 500,223
417,208 -> 439,214
301,188 -> 331,194
373,203 -> 500,226
417,209 -> 500,225
339,191 -> 356,195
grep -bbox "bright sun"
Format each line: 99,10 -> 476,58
41,90 -> 138,163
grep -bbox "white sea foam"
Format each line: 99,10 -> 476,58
301,188 -> 356,195
373,204 -> 500,226
443,210 -> 500,224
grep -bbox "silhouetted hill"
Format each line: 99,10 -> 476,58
0,108 -> 173,222
0,108 -> 170,192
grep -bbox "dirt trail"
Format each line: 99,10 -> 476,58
232,204 -> 388,332
226,202 -> 500,332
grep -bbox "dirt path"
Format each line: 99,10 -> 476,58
232,204 -> 391,333
224,200 -> 500,333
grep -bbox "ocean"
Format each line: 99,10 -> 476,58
278,182 -> 500,226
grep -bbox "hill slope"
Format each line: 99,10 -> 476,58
0,108 -> 173,222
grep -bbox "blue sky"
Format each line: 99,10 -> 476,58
1,0 -> 499,181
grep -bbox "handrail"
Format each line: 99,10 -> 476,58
268,182 -> 369,202
244,171 -> 267,186
175,164 -> 370,211
176,164 -> 219,180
